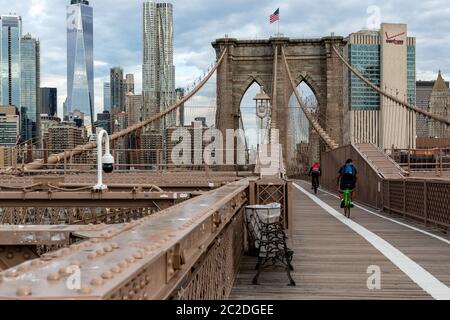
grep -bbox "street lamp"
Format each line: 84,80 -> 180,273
253,87 -> 271,146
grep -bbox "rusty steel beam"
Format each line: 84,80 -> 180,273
0,178 -> 250,299
0,191 -> 190,208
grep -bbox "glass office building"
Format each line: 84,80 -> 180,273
348,44 -> 415,110
0,15 -> 22,108
20,34 -> 40,141
40,87 -> 58,116
67,0 -> 94,129
103,82 -> 111,112
143,2 -> 176,132
345,25 -> 416,149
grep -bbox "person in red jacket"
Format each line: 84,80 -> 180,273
308,162 -> 321,191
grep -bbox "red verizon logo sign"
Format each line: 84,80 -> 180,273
385,31 -> 405,45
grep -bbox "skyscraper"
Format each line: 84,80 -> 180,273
67,0 -> 94,130
125,73 -> 135,94
110,67 -> 124,112
20,33 -> 40,141
344,23 -> 416,149
142,2 -> 176,132
428,71 -> 450,138
40,87 -> 58,116
0,15 -> 22,109
416,79 -> 449,138
103,82 -> 111,111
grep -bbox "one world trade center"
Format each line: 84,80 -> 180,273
67,0 -> 94,131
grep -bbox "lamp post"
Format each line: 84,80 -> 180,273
253,87 -> 271,146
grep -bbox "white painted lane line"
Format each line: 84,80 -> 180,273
293,182 -> 450,300
309,183 -> 450,246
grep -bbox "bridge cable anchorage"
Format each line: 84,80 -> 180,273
280,47 -> 339,150
21,48 -> 228,172
332,45 -> 450,127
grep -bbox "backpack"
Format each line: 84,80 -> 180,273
342,163 -> 355,176
311,164 -> 320,173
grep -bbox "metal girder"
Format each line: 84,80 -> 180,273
0,191 -> 190,208
0,178 -> 251,299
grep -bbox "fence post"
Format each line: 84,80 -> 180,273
387,180 -> 391,214
403,179 -> 406,218
435,148 -> 439,177
439,149 -> 443,177
407,147 -> 411,173
423,180 -> 428,226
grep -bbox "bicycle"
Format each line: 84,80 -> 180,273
342,188 -> 352,218
312,177 -> 319,194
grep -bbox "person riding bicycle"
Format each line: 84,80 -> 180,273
337,159 -> 357,208
308,162 -> 321,190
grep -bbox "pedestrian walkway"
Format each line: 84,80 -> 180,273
230,180 -> 450,300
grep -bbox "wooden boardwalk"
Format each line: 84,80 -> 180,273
230,180 -> 450,300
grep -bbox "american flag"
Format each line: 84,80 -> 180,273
270,8 -> 279,24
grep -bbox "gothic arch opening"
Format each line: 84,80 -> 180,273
239,81 -> 268,153
287,81 -> 318,175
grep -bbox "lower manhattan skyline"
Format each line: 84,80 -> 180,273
1,0 -> 449,118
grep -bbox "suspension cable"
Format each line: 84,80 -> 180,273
281,46 -> 339,150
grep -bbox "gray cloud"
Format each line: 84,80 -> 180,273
2,0 -> 449,117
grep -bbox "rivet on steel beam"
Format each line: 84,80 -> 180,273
111,243 -> 120,249
61,248 -> 71,256
6,252 -> 13,259
126,256 -> 136,263
6,269 -> 18,278
30,260 -> 41,268
96,249 -> 105,256
101,271 -> 114,280
18,264 -> 29,273
23,252 -> 31,260
90,277 -> 104,286
70,260 -> 81,267
110,266 -> 122,274
47,272 -> 60,282
60,267 -> 72,276
78,285 -> 92,295
16,287 -> 32,297
87,252 -> 97,260
118,261 -> 128,269
133,252 -> 143,259
103,246 -> 113,253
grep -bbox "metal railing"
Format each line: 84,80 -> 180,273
1,148 -> 253,175
385,148 -> 450,176
383,179 -> 450,231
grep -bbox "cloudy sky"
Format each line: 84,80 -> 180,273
2,0 -> 450,117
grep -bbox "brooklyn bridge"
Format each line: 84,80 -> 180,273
0,36 -> 449,300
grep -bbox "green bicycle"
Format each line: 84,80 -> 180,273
342,188 -> 352,218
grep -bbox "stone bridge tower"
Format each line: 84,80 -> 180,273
212,36 -> 346,170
